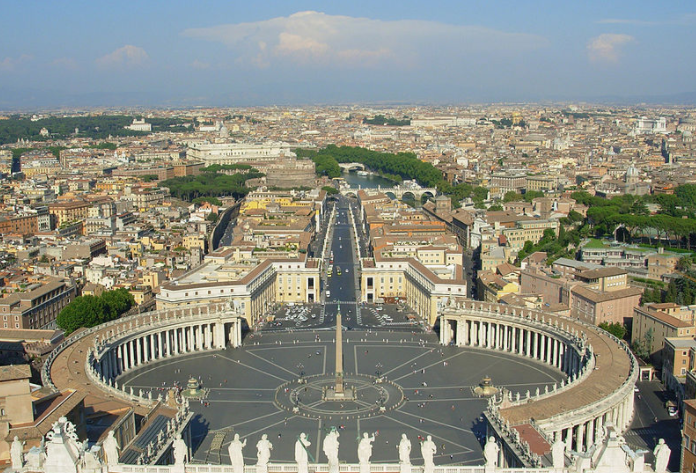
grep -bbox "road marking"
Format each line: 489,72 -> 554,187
247,349 -> 300,377
380,412 -> 475,453
210,410 -> 285,433
216,353 -> 289,382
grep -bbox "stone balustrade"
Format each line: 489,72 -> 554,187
439,300 -> 637,462
108,464 -> 557,473
43,302 -> 244,396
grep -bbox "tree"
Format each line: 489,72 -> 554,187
322,186 -> 339,195
206,212 -> 219,223
193,196 -> 223,206
632,328 -> 653,362
503,191 -> 523,203
677,256 -> 693,273
57,289 -> 135,334
598,322 -> 627,340
56,296 -> 108,334
100,288 -> 135,319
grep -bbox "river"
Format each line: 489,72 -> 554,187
341,171 -> 422,206
341,171 -> 394,189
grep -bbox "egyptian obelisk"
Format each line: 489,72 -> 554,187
334,304 -> 344,394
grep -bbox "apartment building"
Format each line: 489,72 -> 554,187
157,250 -> 321,325
0,214 -> 38,236
682,400 -> 696,473
186,142 -> 291,165
361,254 -> 467,326
48,201 -> 91,228
0,276 -> 76,330
632,305 -> 696,365
502,219 -> 559,251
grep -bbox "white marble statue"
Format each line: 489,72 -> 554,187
552,438 -> 565,469
484,436 -> 500,468
102,430 -> 120,466
256,434 -> 273,471
229,433 -> 247,473
399,433 -> 412,464
295,433 -> 312,473
11,436 -> 24,470
399,433 -> 412,473
653,438 -> 671,473
420,435 -> 437,473
358,432 -> 375,473
323,428 -> 340,473
25,445 -> 45,470
81,445 -> 103,473
173,433 -> 188,465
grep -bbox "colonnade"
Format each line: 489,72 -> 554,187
438,302 -> 638,463
442,317 -> 581,376
93,318 -> 242,383
548,390 -> 634,453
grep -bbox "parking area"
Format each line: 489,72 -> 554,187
262,303 -> 325,330
358,303 -> 425,329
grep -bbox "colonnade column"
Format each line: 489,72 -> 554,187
564,428 -> 572,452
540,334 -> 546,362
127,341 -> 134,369
525,330 -> 531,357
587,418 -> 595,448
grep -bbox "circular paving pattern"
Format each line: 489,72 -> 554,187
275,374 -> 405,420
118,329 -> 566,466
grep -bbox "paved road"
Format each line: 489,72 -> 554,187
626,380 -> 681,473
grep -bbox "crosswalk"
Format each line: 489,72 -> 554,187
624,428 -> 662,437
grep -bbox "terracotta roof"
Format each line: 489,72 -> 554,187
571,285 -> 643,304
500,318 -> 633,425
577,267 -> 627,279
0,363 -> 31,382
636,307 -> 693,329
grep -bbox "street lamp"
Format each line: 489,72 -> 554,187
375,363 -> 383,380
297,363 -> 305,383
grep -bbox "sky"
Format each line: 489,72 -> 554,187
2,0 -> 696,108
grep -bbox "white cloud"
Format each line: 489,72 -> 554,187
190,59 -> 211,70
598,13 -> 696,26
96,45 -> 150,69
182,11 -> 548,69
0,54 -> 32,72
587,34 -> 634,63
597,19 -> 657,26
52,57 -> 79,70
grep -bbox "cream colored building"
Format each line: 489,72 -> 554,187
0,365 -> 33,461
157,250 -> 321,326
502,219 -> 559,251
186,142 -> 292,165
632,304 -> 695,364
361,254 -> 467,326
183,234 -> 207,252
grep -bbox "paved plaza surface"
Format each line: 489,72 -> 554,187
118,196 -> 565,466
114,197 -> 671,468
119,328 -> 565,466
